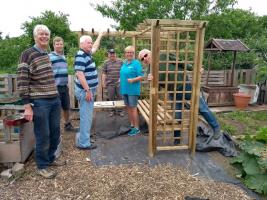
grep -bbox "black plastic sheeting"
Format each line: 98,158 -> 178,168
91,110 -> 261,200
196,121 -> 237,157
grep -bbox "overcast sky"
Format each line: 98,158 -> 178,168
0,0 -> 266,38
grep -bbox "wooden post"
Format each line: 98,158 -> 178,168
189,23 -> 206,155
231,51 -> 237,86
149,20 -> 160,157
132,36 -> 136,57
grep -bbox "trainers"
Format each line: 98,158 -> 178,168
128,128 -> 140,136
64,122 -> 78,132
109,111 -> 114,117
76,144 -> 97,150
50,159 -> 66,167
37,169 -> 57,179
119,112 -> 124,117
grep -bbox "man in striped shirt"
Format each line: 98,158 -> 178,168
102,49 -> 124,117
17,25 -> 65,179
74,33 -> 104,150
49,36 -> 76,132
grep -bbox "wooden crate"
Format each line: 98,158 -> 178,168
0,119 -> 35,163
202,85 -> 239,106
0,74 -> 17,95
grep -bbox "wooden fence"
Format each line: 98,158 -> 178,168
1,69 -> 266,109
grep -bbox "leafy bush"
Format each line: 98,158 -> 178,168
231,126 -> 267,195
0,35 -> 31,73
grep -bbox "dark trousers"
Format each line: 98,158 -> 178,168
32,97 -> 61,169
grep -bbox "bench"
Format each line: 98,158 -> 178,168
137,99 -> 183,131
137,99 -> 192,152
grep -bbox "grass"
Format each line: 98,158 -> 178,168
216,110 -> 267,137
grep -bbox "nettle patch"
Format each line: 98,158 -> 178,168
231,127 -> 267,195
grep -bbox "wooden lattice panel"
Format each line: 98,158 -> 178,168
135,19 -> 206,156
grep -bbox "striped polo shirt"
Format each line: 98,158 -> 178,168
74,49 -> 98,89
17,46 -> 58,104
102,59 -> 123,86
49,52 -> 68,86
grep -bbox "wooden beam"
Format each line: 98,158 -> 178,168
157,145 -> 189,151
149,20 -> 160,157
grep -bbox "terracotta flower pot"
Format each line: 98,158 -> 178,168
233,93 -> 251,109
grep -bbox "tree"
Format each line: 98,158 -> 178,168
21,10 -> 78,54
203,9 -> 261,40
0,10 -> 79,73
94,0 -> 237,30
0,35 -> 31,73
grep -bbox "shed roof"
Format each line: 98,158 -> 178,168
205,38 -> 249,52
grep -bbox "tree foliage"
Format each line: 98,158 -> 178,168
21,10 -> 78,54
94,0 -> 237,30
0,11 -> 79,73
0,36 -> 31,73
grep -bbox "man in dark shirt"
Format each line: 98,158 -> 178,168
102,49 -> 124,117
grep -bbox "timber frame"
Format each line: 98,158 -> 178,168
76,19 -> 206,157
133,19 -> 206,156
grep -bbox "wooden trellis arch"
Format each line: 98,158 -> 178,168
76,19 -> 206,157
134,19 -> 206,156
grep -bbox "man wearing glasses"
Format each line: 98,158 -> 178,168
138,49 -> 221,144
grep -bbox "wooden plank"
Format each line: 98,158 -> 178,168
137,104 -> 149,124
190,25 -> 205,155
157,145 -> 189,151
149,21 -> 160,157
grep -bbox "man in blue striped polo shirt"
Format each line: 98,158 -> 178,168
49,36 -> 76,132
74,33 -> 104,150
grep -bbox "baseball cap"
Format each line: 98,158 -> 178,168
108,49 -> 116,53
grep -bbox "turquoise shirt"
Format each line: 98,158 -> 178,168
120,59 -> 143,95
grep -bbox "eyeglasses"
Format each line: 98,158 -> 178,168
141,54 -> 148,61
125,51 -> 134,54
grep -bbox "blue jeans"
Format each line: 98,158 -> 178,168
32,97 -> 61,169
75,86 -> 96,148
170,83 -> 220,137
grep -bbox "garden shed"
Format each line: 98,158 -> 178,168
203,38 -> 250,106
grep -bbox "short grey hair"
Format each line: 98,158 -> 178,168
33,24 -> 50,37
124,45 -> 135,52
80,35 -> 92,44
138,49 -> 151,60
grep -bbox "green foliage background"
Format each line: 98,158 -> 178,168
0,0 -> 266,78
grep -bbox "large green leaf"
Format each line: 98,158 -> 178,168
258,155 -> 267,170
231,151 -> 246,164
242,154 -> 263,175
245,174 -> 267,194
240,141 -> 266,157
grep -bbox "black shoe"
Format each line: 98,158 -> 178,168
213,129 -> 222,140
64,122 -> 78,132
76,144 -> 97,150
174,139 -> 180,145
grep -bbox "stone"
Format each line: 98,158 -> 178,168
11,163 -> 25,176
1,169 -> 12,179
